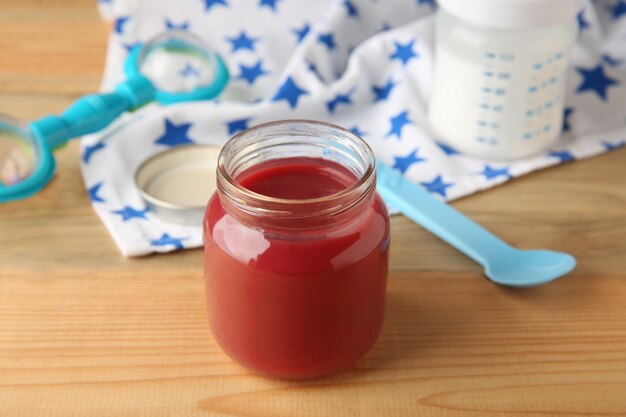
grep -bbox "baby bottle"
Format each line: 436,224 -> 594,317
428,0 -> 580,160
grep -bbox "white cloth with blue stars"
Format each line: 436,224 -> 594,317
88,0 -> 626,256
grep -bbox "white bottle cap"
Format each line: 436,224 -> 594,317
438,0 -> 582,30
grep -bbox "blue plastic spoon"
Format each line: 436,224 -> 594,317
376,161 -> 576,287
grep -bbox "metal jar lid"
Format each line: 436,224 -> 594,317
134,144 -> 221,226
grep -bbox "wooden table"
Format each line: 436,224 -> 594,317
1,2 -> 626,416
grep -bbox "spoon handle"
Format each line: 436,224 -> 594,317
376,161 -> 512,267
29,75 -> 154,150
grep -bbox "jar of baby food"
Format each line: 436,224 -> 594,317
203,120 -> 390,379
428,0 -> 580,160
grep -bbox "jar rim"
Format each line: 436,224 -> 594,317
216,119 -> 377,222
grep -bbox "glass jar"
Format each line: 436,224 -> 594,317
428,0 -> 579,160
203,120 -> 390,379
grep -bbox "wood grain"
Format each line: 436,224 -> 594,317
1,2 -> 626,417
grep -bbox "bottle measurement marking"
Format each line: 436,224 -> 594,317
476,52 -> 517,145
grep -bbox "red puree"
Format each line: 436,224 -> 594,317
239,160 -> 358,200
204,157 -> 390,379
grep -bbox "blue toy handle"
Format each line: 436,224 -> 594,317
29,75 -> 155,148
375,161 -> 513,267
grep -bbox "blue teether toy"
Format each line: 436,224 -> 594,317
0,31 -> 229,203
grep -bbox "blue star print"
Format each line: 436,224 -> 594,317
238,61 -> 269,84
114,16 -> 129,34
165,19 -> 190,31
393,148 -> 425,174
380,22 -> 392,32
436,141 -> 461,156
87,182 -> 105,203
259,0 -> 281,11
417,0 -> 436,9
202,0 -> 228,11
344,0 -> 359,17
293,23 -> 311,43
150,233 -> 188,250
180,63 -> 200,77
83,142 -> 106,164
372,78 -> 397,102
603,140 -> 625,151
479,165 -> 512,180
576,64 -> 619,101
563,107 -> 574,132
549,150 -> 575,163
577,10 -> 589,32
389,40 -> 418,66
226,118 -> 251,135
612,0 -> 626,19
326,89 -> 354,113
421,175 -> 454,198
272,77 -> 309,108
386,111 -> 412,139
318,33 -> 336,50
155,119 -> 195,147
349,126 -> 367,138
227,31 -> 259,52
306,60 -> 324,81
602,54 -> 623,67
112,206 -> 150,221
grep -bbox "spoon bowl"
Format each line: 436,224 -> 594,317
485,249 -> 576,287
